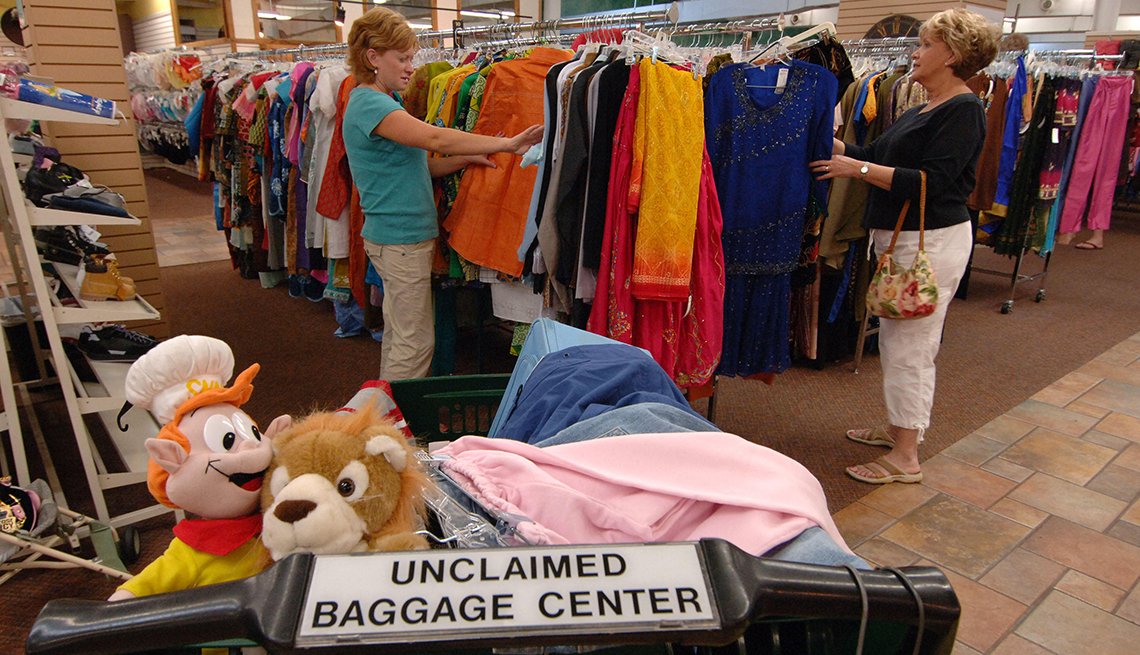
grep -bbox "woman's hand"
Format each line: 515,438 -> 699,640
507,124 -> 545,155
810,154 -> 865,181
462,154 -> 497,168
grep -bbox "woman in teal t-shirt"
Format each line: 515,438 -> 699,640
344,7 -> 542,381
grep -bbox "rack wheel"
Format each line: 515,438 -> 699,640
1036,289 -> 1046,303
1001,301 -> 1013,314
118,526 -> 141,565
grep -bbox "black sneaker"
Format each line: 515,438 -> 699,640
76,325 -> 158,361
34,226 -> 110,266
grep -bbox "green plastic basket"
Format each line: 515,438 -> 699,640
388,374 -> 510,446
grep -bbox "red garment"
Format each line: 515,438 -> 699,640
588,64 -> 641,345
316,76 -> 358,221
172,514 -> 263,557
587,69 -> 724,389
570,29 -> 625,51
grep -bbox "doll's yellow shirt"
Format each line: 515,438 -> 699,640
117,536 -> 267,598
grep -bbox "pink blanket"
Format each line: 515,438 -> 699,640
437,432 -> 851,556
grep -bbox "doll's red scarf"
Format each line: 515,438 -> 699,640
173,514 -> 263,556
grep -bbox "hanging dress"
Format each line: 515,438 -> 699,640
705,61 -> 836,376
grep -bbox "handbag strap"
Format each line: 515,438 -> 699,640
882,171 -> 928,255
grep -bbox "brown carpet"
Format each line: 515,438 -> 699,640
4,211 -> 1140,653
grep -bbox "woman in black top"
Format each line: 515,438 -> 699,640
811,9 -> 999,484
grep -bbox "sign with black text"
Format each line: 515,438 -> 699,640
296,543 -> 719,646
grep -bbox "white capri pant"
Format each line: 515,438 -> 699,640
871,220 -> 973,440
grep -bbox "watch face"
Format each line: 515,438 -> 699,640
865,14 -> 922,39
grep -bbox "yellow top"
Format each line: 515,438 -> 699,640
117,536 -> 267,598
629,59 -> 705,301
425,65 -> 476,126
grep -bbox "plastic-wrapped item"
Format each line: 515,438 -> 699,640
0,74 -> 115,118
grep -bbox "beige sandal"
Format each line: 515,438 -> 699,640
845,426 -> 896,448
846,457 -> 923,484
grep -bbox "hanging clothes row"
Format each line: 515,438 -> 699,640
488,23 -> 854,381
183,16 -> 859,386
965,48 -> 1133,312
126,50 -> 206,168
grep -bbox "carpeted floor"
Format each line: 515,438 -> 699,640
4,209 -> 1140,653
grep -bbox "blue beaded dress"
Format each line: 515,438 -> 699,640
705,60 -> 836,375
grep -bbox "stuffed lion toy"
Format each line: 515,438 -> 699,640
260,405 -> 430,561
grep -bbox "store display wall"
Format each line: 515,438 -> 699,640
24,0 -> 168,338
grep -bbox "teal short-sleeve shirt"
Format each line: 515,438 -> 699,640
342,87 -> 438,245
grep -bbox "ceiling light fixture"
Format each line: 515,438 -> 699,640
460,10 -> 515,20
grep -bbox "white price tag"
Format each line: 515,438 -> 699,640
1052,127 -> 1060,144
297,543 -> 718,646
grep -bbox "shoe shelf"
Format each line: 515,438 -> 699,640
60,347 -> 155,483
47,262 -> 161,324
0,90 -> 171,529
26,200 -> 141,228
0,97 -> 119,126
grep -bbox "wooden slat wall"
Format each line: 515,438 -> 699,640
836,0 -> 1008,41
24,0 -> 168,338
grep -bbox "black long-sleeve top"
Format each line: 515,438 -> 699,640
845,92 -> 986,232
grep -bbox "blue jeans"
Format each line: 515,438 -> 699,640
763,526 -> 873,570
532,402 -> 718,446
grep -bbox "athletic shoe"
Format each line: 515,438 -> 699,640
76,324 -> 157,361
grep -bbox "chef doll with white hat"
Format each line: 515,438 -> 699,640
108,335 -> 290,600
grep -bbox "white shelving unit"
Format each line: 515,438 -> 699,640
0,318 -> 27,484
0,97 -> 169,528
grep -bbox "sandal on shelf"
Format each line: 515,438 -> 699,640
846,457 -> 923,485
845,426 -> 896,447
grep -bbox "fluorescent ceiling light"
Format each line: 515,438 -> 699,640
257,11 -> 292,21
407,22 -> 433,30
460,10 -> 515,19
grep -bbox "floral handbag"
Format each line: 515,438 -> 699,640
866,171 -> 938,319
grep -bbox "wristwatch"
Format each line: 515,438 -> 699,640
859,163 -> 870,180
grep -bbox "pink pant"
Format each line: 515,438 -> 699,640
1060,75 -> 1134,233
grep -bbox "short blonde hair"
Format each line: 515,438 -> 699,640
922,9 -> 1001,80
347,7 -> 417,85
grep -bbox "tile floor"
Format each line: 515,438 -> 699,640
833,336 -> 1140,654
145,170 -> 1140,653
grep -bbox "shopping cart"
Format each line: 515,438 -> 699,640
27,538 -> 959,655
26,324 -> 962,654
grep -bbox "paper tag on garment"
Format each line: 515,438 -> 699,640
776,68 -> 788,94
1052,128 -> 1060,144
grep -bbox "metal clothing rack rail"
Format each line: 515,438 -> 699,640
416,2 -> 680,48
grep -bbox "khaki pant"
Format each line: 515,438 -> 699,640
364,238 -> 435,381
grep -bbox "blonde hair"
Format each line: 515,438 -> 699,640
347,7 -> 417,85
921,9 -> 1001,80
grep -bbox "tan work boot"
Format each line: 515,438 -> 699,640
80,254 -> 136,301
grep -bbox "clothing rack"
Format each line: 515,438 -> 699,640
971,49 -> 1131,314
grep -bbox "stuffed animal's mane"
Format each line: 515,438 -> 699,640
273,404 -> 429,533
